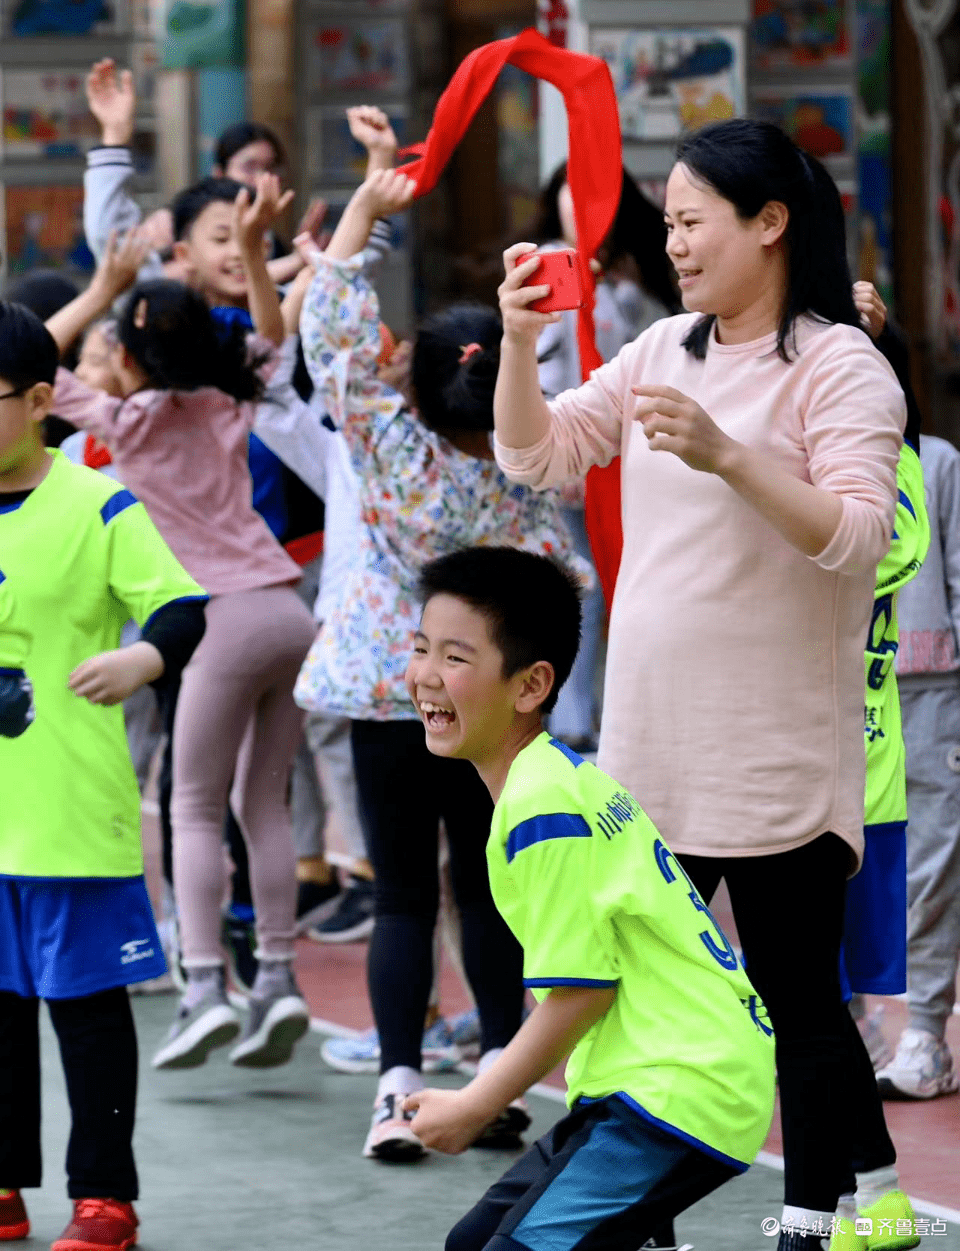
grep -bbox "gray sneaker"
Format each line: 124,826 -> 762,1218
151,975 -> 241,1070
228,970 -> 310,1068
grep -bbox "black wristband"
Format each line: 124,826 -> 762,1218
140,599 -> 207,684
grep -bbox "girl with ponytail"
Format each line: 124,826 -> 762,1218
45,180 -> 318,1075
290,153 -> 591,1163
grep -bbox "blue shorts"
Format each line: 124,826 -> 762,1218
840,821 -> 908,998
0,876 -> 166,1000
448,1096 -> 737,1251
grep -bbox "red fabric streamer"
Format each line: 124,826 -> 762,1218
398,27 -> 625,605
83,434 -> 113,471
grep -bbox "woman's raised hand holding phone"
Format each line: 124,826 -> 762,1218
498,244 -> 562,347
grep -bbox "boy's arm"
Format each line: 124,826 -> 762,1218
84,59 -> 165,278
235,173 -> 294,347
405,986 -> 615,1154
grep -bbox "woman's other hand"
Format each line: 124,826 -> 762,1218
632,385 -> 737,475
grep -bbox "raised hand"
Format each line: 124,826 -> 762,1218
86,58 -> 135,147
853,280 -> 887,341
346,106 -> 398,156
355,168 -> 416,220
498,243 -> 561,347
233,171 -> 295,254
92,228 -> 152,301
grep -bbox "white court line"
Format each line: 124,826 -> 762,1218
307,1017 -> 960,1225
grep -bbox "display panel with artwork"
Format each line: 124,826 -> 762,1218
1,69 -> 100,159
306,107 -> 407,183
752,86 -> 854,165
589,27 -> 745,140
306,19 -> 409,96
4,0 -> 122,36
3,184 -> 94,275
751,0 -> 851,71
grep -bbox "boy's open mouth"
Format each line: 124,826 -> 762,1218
419,701 -> 457,732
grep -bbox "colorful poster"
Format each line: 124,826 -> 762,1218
161,0 -> 244,69
589,27 -> 745,140
3,185 -> 94,276
6,0 -> 121,36
751,0 -> 851,71
307,19 -> 409,95
751,87 -> 854,164
855,0 -> 892,299
1,70 -> 100,159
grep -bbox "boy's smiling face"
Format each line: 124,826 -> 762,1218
405,593 -> 553,768
174,200 -> 250,306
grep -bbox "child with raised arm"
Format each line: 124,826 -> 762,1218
403,545 -> 776,1251
0,301 -> 206,1251
43,184 -> 317,1074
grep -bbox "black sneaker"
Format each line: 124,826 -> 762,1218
222,910 -> 258,994
295,872 -> 342,935
307,876 -> 374,943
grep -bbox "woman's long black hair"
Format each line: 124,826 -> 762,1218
675,119 -> 862,361
117,280 -> 266,402
532,162 -> 679,313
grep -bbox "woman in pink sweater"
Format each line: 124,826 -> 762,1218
494,121 -> 904,1250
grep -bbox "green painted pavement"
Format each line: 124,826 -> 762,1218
19,996 -> 958,1250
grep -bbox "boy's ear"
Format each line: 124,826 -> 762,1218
26,382 -> 54,424
172,238 -> 194,273
515,661 -> 555,715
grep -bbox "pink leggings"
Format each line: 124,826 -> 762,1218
171,585 -> 317,968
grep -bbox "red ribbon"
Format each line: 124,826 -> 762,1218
399,27 -> 625,605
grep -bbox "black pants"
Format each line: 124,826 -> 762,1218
447,1097 -> 734,1251
351,719 -> 525,1073
0,988 -> 139,1200
678,833 -> 896,1211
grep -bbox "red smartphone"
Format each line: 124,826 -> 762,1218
518,248 -> 584,313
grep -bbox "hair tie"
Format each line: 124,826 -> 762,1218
459,342 -> 482,364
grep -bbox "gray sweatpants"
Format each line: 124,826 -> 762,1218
900,677 -> 960,1038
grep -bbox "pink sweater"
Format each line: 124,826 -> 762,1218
53,369 -> 300,596
495,314 -> 905,865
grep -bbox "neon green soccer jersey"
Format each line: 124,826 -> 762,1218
0,451 -> 206,879
488,732 -> 776,1171
864,444 -> 929,827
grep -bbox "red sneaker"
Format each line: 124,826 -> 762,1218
0,1189 -> 29,1241
51,1199 -> 138,1251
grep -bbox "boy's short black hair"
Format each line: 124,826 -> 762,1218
171,176 -> 245,241
0,300 -> 59,389
417,546 -> 582,715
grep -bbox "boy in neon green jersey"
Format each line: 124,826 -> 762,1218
402,545 -> 775,1251
0,300 -> 206,1251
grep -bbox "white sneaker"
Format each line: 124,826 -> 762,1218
362,1092 -> 425,1162
876,1027 -> 960,1100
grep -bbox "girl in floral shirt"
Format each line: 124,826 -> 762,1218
298,162 -> 590,1163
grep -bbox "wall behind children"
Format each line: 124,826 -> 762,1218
0,0 -> 161,283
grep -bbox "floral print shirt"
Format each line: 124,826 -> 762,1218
296,252 -> 591,721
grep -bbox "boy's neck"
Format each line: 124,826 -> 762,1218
474,716 -> 544,803
0,442 -> 53,492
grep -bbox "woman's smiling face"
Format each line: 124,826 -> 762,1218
663,162 -> 782,321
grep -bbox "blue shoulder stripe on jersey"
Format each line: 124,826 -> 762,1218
0,569 -> 5,584
100,489 -> 138,524
505,812 -> 591,863
0,498 -> 25,515
142,594 -> 210,633
524,977 -> 618,989
548,736 -> 585,768
897,488 -> 916,520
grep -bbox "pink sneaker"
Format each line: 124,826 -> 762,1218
362,1092 -> 425,1162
